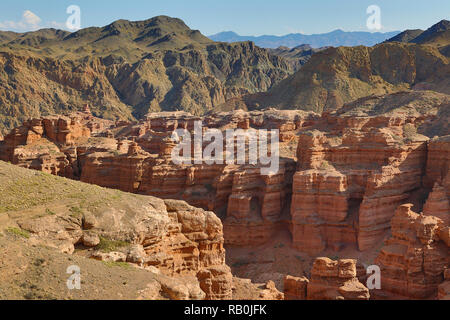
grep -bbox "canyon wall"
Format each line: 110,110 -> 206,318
1,90 -> 448,299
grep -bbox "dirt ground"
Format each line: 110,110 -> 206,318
226,228 -> 384,292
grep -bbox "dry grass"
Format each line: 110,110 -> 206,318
0,161 -> 132,214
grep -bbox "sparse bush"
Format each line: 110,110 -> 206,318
6,227 -> 30,239
45,208 -> 56,215
403,123 -> 418,140
319,161 -> 331,170
329,255 -> 339,261
96,236 -> 129,252
69,206 -> 83,218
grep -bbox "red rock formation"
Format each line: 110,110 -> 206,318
291,111 -> 431,253
1,100 -> 448,264
0,113 -> 112,177
197,266 -> 233,300
306,257 -> 370,300
424,136 -> 450,189
438,269 -> 450,300
284,275 -> 309,300
72,110 -> 311,246
375,203 -> 449,299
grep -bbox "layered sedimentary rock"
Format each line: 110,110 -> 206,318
306,257 -> 370,300
1,158 -> 233,299
1,90 -> 449,256
438,269 -> 450,300
373,133 -> 449,299
424,136 -> 450,189
291,125 -> 429,253
375,203 -> 449,299
0,108 -> 111,176
1,109 -> 316,247
283,275 -> 309,300
290,91 -> 450,253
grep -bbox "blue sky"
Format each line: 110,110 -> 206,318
0,0 -> 449,35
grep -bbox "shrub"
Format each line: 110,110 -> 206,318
96,236 -> 129,252
6,227 -> 30,239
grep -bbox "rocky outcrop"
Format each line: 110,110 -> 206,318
288,91 -> 450,254
424,136 -> 450,189
375,204 -> 449,299
1,109 -> 319,249
0,113 -> 112,178
438,269 -> 450,300
1,90 -> 448,256
284,275 -> 309,300
306,257 -> 370,300
1,159 -> 234,299
291,127 -> 429,253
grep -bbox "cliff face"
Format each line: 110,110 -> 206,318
0,16 -> 293,135
290,91 -> 449,253
0,160 -> 235,300
375,203 -> 449,299
1,89 -> 449,299
374,135 -> 449,299
1,108 -> 316,247
306,258 -> 370,300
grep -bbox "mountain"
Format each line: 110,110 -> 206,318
0,16 -> 293,135
219,41 -> 450,113
268,44 -> 329,71
209,29 -> 401,48
410,19 -> 450,45
216,20 -> 450,114
385,20 -> 450,56
385,29 -> 424,43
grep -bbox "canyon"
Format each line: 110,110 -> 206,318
1,88 -> 448,300
0,16 -> 449,301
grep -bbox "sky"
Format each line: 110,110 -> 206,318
0,0 -> 449,36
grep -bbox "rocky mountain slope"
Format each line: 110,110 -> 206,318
0,16 -> 293,135
219,20 -> 449,114
268,45 -> 329,71
386,19 -> 450,56
385,29 -> 425,43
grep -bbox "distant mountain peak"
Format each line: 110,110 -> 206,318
209,29 -> 400,48
216,31 -> 239,36
386,19 -> 450,45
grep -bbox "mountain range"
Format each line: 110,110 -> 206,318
0,16 -> 293,134
218,20 -> 450,113
209,29 -> 401,48
0,17 -> 448,135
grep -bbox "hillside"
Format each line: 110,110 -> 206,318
220,41 -> 449,113
268,45 -> 329,71
0,16 -> 293,135
385,20 -> 450,56
216,20 -> 450,114
410,19 -> 450,46
0,160 -> 284,300
385,29 -> 424,43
